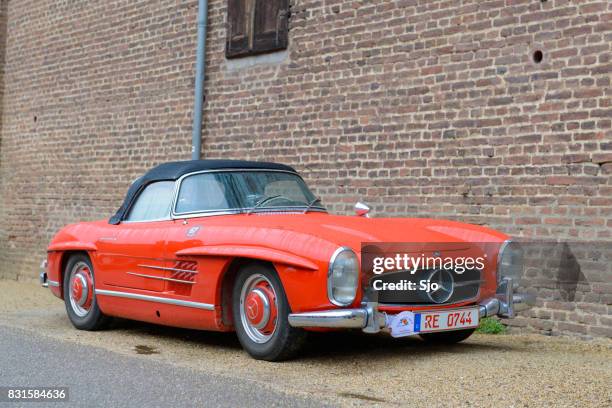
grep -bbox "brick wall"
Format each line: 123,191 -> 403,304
0,0 -> 198,278
0,0 -> 610,338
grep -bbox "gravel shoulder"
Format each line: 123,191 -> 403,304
1,280 -> 611,407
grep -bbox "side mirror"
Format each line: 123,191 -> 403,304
354,202 -> 371,218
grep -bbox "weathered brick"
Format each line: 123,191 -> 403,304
589,326 -> 612,338
556,322 -> 588,335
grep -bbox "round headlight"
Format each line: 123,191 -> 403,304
497,241 -> 524,282
328,247 -> 359,306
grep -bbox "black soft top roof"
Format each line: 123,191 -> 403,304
109,160 -> 297,224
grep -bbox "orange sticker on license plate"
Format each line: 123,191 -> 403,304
416,308 -> 479,333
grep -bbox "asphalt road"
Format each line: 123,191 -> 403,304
0,325 -> 323,408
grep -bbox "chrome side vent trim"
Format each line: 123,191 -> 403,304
127,272 -> 195,285
137,264 -> 198,274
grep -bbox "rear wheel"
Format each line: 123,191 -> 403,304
63,254 -> 110,330
420,328 -> 475,344
232,264 -> 306,361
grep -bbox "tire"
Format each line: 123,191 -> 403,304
63,253 -> 110,331
232,263 -> 307,361
420,328 -> 476,344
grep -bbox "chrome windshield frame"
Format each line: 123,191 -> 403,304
170,168 -> 327,220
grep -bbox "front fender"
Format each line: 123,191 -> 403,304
175,244 -> 318,271
178,244 -> 331,315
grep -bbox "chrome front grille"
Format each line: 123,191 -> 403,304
370,268 -> 482,305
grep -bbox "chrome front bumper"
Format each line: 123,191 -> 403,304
288,277 -> 535,332
40,272 -> 48,288
40,259 -> 49,288
39,259 -> 51,288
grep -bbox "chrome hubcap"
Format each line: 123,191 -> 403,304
69,262 -> 94,317
239,274 -> 278,344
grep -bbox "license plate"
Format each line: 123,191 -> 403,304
387,307 -> 479,338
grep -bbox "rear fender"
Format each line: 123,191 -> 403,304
47,242 -> 97,252
47,243 -> 97,299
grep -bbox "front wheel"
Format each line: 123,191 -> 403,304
232,264 -> 306,361
63,254 -> 110,330
420,328 -> 476,344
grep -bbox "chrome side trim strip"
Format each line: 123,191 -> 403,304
137,264 -> 198,274
127,272 -> 195,285
48,280 -> 60,288
95,289 -> 214,310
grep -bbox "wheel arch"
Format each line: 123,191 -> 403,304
176,244 -> 324,327
56,250 -> 92,299
219,257 -> 276,328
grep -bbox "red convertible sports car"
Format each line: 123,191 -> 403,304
41,160 -> 534,360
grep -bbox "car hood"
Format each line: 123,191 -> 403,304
298,213 -> 503,244
191,212 -> 508,262
228,212 -> 505,243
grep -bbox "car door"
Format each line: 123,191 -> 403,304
164,172 -> 235,301
96,180 -> 175,292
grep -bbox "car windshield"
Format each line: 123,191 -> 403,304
175,171 -> 324,214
